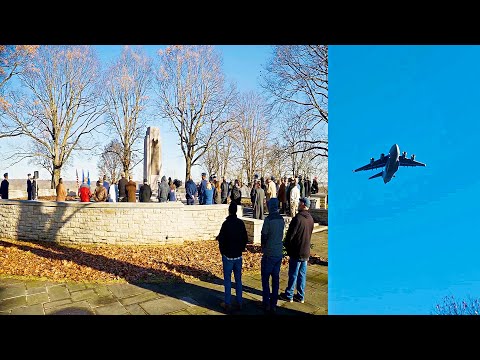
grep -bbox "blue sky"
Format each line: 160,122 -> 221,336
1,45 -> 272,183
329,45 -> 480,314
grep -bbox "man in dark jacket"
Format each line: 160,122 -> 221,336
117,172 -> 128,202
198,173 -> 208,205
261,198 -> 285,313
305,177 -> 311,198
157,175 -> 169,203
216,201 -> 248,313
220,176 -> 229,204
230,179 -> 242,204
279,197 -> 314,304
139,179 -> 152,202
185,176 -> 197,205
0,173 -> 9,199
27,173 -> 33,200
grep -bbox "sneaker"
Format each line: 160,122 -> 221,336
293,294 -> 305,304
279,293 -> 293,303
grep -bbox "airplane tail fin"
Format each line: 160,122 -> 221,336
368,171 -> 383,180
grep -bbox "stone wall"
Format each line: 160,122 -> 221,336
309,209 -> 328,225
0,200 -> 236,246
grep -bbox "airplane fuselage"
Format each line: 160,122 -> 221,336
383,144 -> 400,183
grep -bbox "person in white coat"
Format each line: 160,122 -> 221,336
108,180 -> 118,202
290,178 -> 300,218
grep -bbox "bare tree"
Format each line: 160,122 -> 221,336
0,45 -> 38,139
2,45 -> 105,188
153,45 -> 236,184
201,122 -> 235,179
262,45 -> 328,159
231,91 -> 270,184
97,139 -> 124,183
102,46 -> 152,178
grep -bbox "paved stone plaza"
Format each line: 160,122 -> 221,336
0,231 -> 327,315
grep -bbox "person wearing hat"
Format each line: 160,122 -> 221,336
27,173 -> 33,200
139,178 -> 152,202
118,172 -> 128,202
216,200 -> 248,313
0,173 -> 9,199
198,172 -> 208,205
31,173 -> 39,200
279,197 -> 314,304
260,198 -> 285,314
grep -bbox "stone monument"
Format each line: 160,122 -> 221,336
143,127 -> 162,188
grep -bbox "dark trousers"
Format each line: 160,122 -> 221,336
186,198 -> 194,205
281,201 -> 286,214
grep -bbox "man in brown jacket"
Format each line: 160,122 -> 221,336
56,178 -> 67,201
126,176 -> 137,202
93,180 -> 107,202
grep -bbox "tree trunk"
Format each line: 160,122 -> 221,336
51,166 -> 61,189
185,156 -> 192,184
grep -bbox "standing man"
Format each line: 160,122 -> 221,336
221,176 -> 229,204
102,175 -> 110,196
31,174 -> 38,200
93,180 -> 107,202
230,179 -> 242,205
216,201 -> 248,313
117,172 -> 128,202
266,176 -> 277,202
185,175 -> 197,205
126,176 -> 137,202
199,172 -> 208,205
27,173 -> 33,200
56,178 -> 67,201
139,179 -> 152,202
253,180 -> 265,220
260,198 -> 285,314
157,176 -> 169,203
290,178 -> 300,218
0,173 -> 9,199
278,177 -> 286,215
279,197 -> 314,304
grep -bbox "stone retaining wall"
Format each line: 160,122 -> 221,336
0,200 -> 241,246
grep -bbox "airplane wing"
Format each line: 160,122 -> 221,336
353,155 -> 389,172
398,157 -> 426,167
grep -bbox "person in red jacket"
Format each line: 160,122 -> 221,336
78,181 -> 92,202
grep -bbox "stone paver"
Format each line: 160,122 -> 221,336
11,304 -> 45,315
65,283 -> 87,292
0,285 -> 26,300
125,304 -> 147,315
43,299 -> 73,309
27,292 -> 49,306
93,286 -> 112,297
86,295 -> 118,308
47,286 -> 70,301
119,291 -> 159,306
0,296 -> 27,311
140,297 -> 189,315
70,289 -> 97,302
45,301 -> 94,315
107,283 -> 148,299
94,302 -> 128,315
27,286 -> 47,295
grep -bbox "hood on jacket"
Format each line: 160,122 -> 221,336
161,176 -> 167,182
267,198 -> 279,214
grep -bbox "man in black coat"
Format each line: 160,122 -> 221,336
216,201 -> 248,313
0,173 -> 9,199
117,172 -> 128,202
279,197 -> 314,304
27,173 -> 33,200
185,175 -> 197,205
139,179 -> 152,202
221,176 -> 229,204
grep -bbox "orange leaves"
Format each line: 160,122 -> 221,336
0,238 -> 277,283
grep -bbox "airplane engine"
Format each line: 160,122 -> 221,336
411,154 -> 415,160
380,153 -> 385,159
370,157 -> 374,164
402,151 -> 407,159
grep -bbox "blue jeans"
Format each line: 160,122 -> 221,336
222,255 -> 243,305
284,257 -> 307,301
261,255 -> 282,309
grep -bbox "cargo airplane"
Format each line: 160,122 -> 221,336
353,144 -> 426,184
